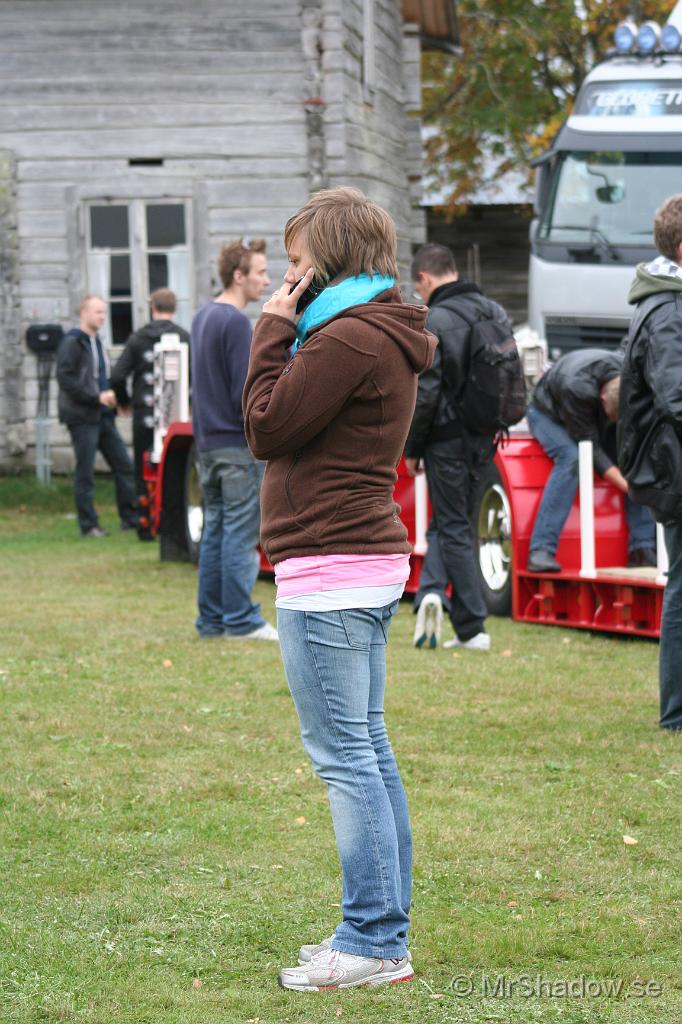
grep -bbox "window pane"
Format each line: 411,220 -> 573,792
110,302 -> 133,344
146,204 -> 185,247
110,254 -> 131,297
90,206 -> 129,248
148,253 -> 168,292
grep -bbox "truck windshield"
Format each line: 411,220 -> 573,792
539,151 -> 682,247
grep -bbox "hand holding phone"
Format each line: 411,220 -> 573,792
262,268 -> 316,321
294,274 -> 325,314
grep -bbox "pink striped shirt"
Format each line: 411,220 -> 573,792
275,553 -> 410,598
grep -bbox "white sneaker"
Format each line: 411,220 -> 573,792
226,623 -> 279,642
279,947 -> 414,992
443,631 -> 491,652
413,593 -> 443,648
298,934 -> 412,965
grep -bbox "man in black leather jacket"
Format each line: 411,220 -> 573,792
619,193 -> 682,731
527,348 -> 655,573
110,288 -> 190,538
404,243 -> 510,652
57,295 -> 137,537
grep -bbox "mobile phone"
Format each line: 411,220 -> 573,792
293,275 -> 325,314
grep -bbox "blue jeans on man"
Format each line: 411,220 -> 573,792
527,404 -> 655,559
277,601 -> 411,957
195,445 -> 267,637
68,415 -> 137,534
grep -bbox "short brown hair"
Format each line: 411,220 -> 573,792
283,187 -> 398,281
411,243 -> 457,281
217,238 -> 267,289
150,288 -> 177,314
654,194 -> 682,262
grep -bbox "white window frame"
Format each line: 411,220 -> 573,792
84,198 -> 193,348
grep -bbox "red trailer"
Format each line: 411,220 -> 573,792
143,421 -> 665,638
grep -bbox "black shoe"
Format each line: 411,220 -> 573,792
528,549 -> 561,573
120,521 -> 138,532
82,526 -> 109,538
627,547 -> 657,568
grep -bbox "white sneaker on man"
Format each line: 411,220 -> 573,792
443,631 -> 491,652
413,593 -> 443,648
226,623 -> 279,642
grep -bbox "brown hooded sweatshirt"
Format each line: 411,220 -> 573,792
243,286 -> 437,565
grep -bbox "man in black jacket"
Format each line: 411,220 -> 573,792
110,288 -> 190,537
527,348 -> 655,573
619,193 -> 682,731
404,243 -> 507,652
57,295 -> 137,537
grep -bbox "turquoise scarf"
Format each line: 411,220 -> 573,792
293,273 -> 396,351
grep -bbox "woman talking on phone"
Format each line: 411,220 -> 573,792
243,187 -> 435,992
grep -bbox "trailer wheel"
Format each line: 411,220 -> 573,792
184,445 -> 204,564
474,462 -> 512,616
159,440 -> 203,563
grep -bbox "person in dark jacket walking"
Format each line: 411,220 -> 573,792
527,348 -> 655,573
618,193 -> 682,731
57,295 -> 137,537
404,243 -> 510,652
109,288 -> 189,538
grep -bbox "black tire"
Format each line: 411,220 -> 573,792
183,444 -> 204,564
473,461 -> 512,616
159,441 -> 204,563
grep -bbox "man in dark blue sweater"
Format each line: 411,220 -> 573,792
191,239 -> 277,640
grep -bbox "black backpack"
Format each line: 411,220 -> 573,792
453,303 -> 527,437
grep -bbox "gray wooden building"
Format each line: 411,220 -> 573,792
0,0 -> 458,472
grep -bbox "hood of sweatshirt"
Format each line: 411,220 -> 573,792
628,256 -> 682,304
308,286 -> 436,375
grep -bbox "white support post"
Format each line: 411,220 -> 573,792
578,440 -> 596,577
413,472 -> 428,556
657,522 -> 669,584
152,333 -> 190,463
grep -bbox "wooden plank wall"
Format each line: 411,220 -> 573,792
0,0 -> 426,471
322,0 -> 426,273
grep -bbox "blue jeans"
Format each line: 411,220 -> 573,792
660,521 -> 682,730
277,602 -> 412,958
196,446 -> 266,637
68,416 -> 137,533
528,405 -> 655,556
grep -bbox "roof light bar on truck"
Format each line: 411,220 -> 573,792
636,21 -> 661,55
614,20 -> 637,54
661,23 -> 682,53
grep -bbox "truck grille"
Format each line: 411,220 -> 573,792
545,319 -> 629,356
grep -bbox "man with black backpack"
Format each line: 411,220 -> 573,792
405,243 -> 525,651
619,193 -> 682,732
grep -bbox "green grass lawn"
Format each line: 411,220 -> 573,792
0,477 -> 680,1024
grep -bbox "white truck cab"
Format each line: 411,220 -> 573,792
529,4 -> 682,359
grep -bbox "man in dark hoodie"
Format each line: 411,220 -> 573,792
619,193 -> 682,732
109,288 -> 190,537
57,295 -> 137,537
404,243 -> 511,652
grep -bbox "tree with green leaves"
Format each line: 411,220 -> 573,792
423,0 -> 673,212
